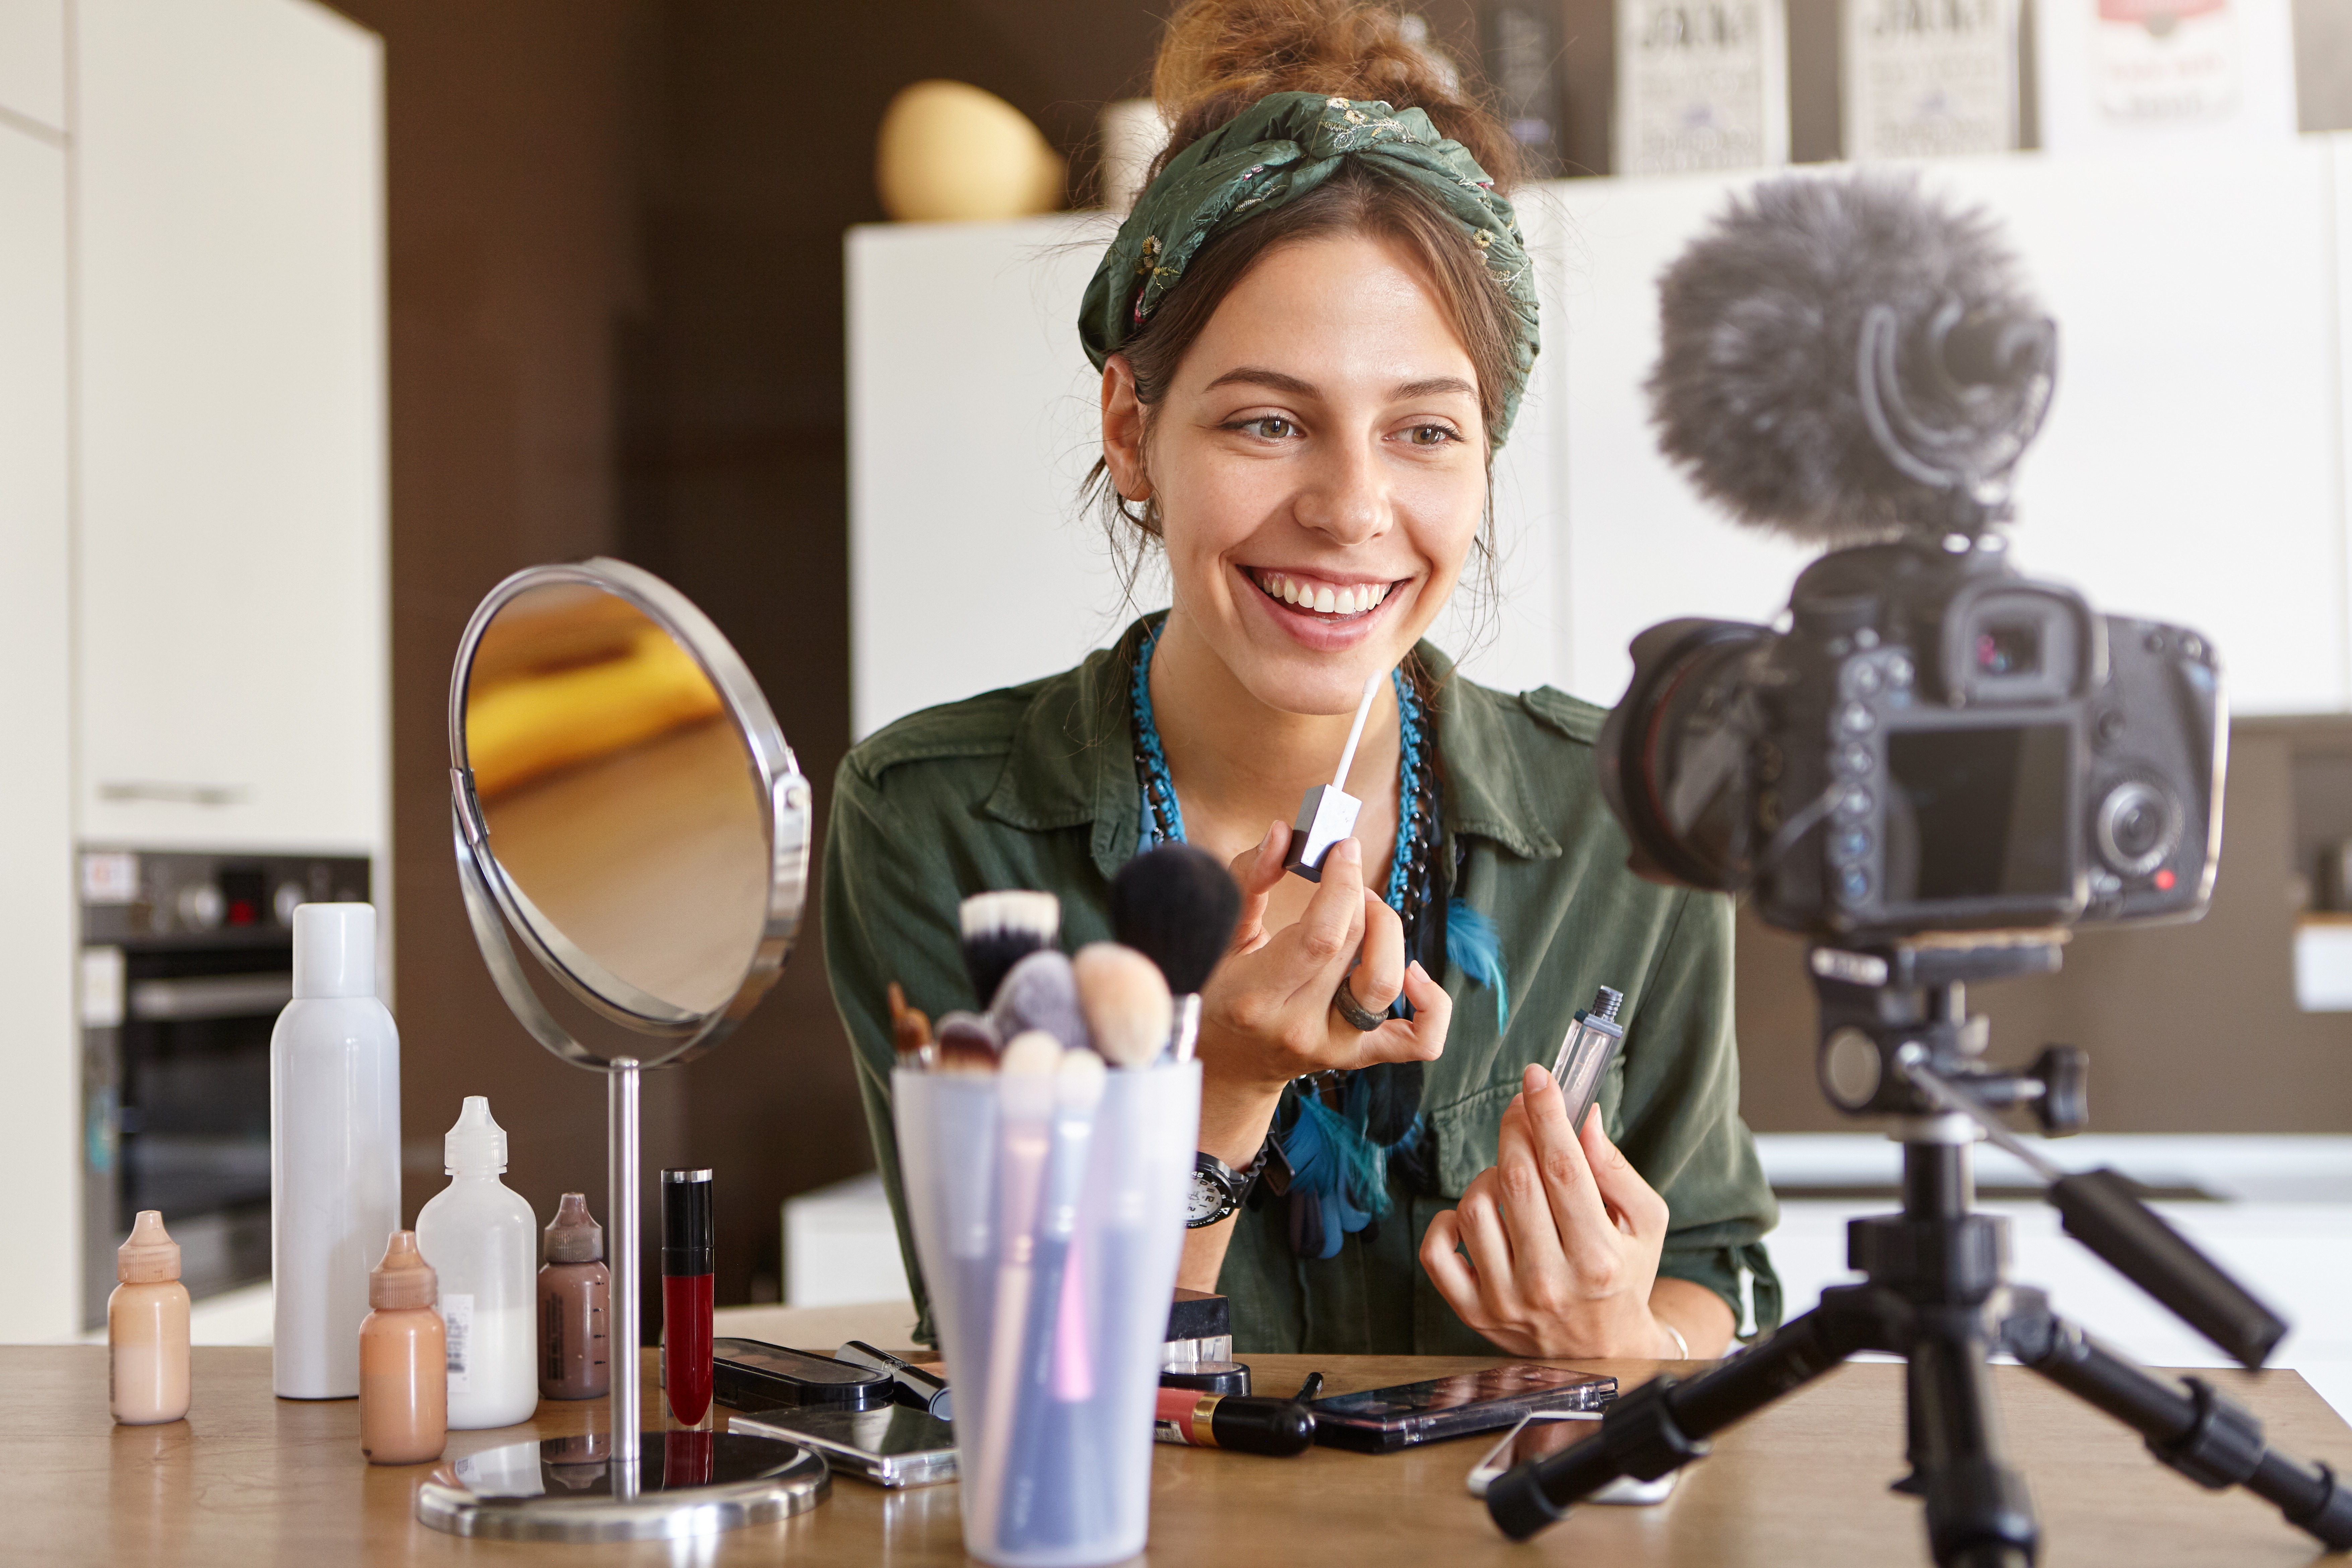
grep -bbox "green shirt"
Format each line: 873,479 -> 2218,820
824,617 -> 1781,1355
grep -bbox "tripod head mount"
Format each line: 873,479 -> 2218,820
1809,931 -> 2086,1132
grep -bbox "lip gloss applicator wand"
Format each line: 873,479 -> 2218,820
1283,669 -> 1386,883
661,1169 -> 715,1425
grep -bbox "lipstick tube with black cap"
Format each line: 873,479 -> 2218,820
661,1168 -> 714,1425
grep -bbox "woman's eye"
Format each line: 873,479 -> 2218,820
1233,416 -> 1296,440
1406,423 -> 1461,447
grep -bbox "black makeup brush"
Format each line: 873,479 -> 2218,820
959,890 -> 1060,1008
1108,844 -> 1242,1062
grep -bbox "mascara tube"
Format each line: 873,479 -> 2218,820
1550,987 -> 1626,1134
661,1168 -> 714,1425
1153,1387 -> 1316,1455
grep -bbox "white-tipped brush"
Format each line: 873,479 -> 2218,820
960,890 -> 1061,1008
1072,942 -> 1174,1068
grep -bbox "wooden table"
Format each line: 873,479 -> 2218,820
9,1345 -> 2350,1565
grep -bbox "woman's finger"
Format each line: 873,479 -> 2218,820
1418,1208 -> 1483,1320
1278,838 -> 1369,1004
1224,820 -> 1290,956
1350,891 -> 1407,1014
1580,1105 -> 1671,1241
1452,1169 -> 1520,1308
1513,1064 -> 1621,1273
1492,1107 -> 1574,1291
1347,960 -> 1451,1069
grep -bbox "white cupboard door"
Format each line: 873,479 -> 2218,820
0,0 -> 65,138
0,125 -> 79,1341
74,0 -> 388,854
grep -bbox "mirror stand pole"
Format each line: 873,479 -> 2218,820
610,1057 -> 642,1494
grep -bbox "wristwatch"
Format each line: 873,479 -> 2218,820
1187,1142 -> 1272,1229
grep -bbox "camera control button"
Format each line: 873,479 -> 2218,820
1837,702 -> 1875,736
1836,743 -> 1873,777
1843,662 -> 1884,697
1837,866 -> 1872,902
1836,787 -> 1874,821
1833,828 -> 1872,862
1887,655 -> 1914,689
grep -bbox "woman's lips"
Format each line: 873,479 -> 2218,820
1238,565 -> 1408,650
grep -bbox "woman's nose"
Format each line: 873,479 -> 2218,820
1292,436 -> 1388,546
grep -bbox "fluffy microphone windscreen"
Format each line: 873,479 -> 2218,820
1109,843 -> 1242,997
1647,171 -> 2039,548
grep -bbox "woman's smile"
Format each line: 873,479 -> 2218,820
1236,562 -> 1412,651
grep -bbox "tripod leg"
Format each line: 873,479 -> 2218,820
1909,1308 -> 2039,1568
1487,1298 -> 1878,1541
2011,1310 -> 2352,1551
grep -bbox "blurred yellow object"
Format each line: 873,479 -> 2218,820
876,80 -> 1065,222
466,627 -> 725,800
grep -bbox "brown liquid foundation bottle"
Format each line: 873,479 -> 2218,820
359,1231 -> 447,1464
538,1192 -> 610,1400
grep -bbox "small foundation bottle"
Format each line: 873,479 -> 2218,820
359,1231 -> 448,1465
109,1210 -> 190,1425
538,1192 -> 611,1400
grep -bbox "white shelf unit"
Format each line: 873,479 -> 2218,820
0,0 -> 387,1343
848,136 -> 2352,737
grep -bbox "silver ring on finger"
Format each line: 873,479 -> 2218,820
1331,974 -> 1388,1032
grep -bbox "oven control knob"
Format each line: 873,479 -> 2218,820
274,882 -> 307,927
177,884 -> 224,930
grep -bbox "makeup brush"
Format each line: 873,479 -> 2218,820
989,949 -> 1093,1055
1283,669 -> 1386,883
1072,942 -> 1174,1068
973,1029 -> 1061,1546
1108,843 -> 1243,1064
888,982 -> 934,1068
960,891 -> 1061,1008
933,1010 -> 1001,1075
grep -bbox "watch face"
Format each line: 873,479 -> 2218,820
1186,1169 -> 1230,1226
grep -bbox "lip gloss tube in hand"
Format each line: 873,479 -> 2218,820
661,1169 -> 714,1425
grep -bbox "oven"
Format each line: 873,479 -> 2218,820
79,849 -> 372,1327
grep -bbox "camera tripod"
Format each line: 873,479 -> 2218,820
1487,936 -> 2352,1566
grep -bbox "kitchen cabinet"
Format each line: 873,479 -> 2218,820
848,137 -> 2352,734
0,0 -> 65,137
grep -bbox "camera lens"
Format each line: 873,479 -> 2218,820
2095,779 -> 2179,877
1976,621 -> 2040,677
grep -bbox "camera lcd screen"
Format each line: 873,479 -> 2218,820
1884,724 -> 2070,902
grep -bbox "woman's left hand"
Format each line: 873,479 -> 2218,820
1418,1063 -> 1676,1358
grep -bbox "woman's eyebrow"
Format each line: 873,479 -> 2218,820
1392,375 -> 1478,400
1202,365 -> 1318,397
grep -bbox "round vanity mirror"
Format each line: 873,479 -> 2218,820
449,558 -> 811,1066
432,558 -> 821,1540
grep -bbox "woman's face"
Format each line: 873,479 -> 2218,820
1112,233 -> 1488,717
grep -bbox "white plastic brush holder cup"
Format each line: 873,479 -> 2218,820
894,1060 -> 1199,1568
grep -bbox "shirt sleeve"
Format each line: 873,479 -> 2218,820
822,751 -> 976,1347
1615,888 -> 1783,1337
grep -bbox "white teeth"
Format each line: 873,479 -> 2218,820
1254,572 -> 1397,613
1335,587 -> 1358,614
1371,582 -> 1389,606
1313,585 -> 1336,613
1282,577 -> 1301,604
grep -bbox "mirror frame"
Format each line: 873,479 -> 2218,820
447,557 -> 812,1071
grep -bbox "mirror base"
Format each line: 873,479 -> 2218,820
414,1432 -> 829,1542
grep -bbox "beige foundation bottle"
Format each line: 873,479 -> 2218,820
359,1231 -> 448,1465
109,1211 -> 190,1425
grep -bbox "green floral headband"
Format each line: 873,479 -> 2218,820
1079,90 -> 1540,448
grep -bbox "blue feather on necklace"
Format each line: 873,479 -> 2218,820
1128,618 -> 1508,1258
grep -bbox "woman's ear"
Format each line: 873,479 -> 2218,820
1101,356 -> 1152,502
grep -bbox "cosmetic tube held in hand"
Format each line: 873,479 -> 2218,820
538,1192 -> 611,1400
360,1231 -> 447,1465
662,1169 -> 715,1425
271,903 -> 400,1399
109,1211 -> 189,1425
1550,987 -> 1626,1133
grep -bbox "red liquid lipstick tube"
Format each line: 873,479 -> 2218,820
661,1168 -> 714,1425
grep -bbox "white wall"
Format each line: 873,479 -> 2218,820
849,137 -> 2352,735
0,101 -> 78,1346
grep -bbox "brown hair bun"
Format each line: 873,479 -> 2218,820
1150,0 -> 1519,193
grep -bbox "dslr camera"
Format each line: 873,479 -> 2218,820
1594,176 -> 2226,940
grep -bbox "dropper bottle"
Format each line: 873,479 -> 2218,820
359,1230 -> 446,1464
109,1210 -> 189,1425
538,1192 -> 611,1400
415,1096 -> 540,1428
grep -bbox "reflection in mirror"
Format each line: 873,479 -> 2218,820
463,583 -> 768,1017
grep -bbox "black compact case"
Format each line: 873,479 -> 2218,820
711,1338 -> 896,1414
1308,1364 -> 1616,1453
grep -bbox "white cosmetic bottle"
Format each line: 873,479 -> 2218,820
271,903 -> 402,1399
416,1096 -> 540,1428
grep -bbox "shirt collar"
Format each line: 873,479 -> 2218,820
980,616 -> 1563,877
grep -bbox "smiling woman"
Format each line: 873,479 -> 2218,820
824,0 -> 1782,1362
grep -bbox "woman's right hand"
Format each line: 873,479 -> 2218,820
1196,820 -> 1452,1099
